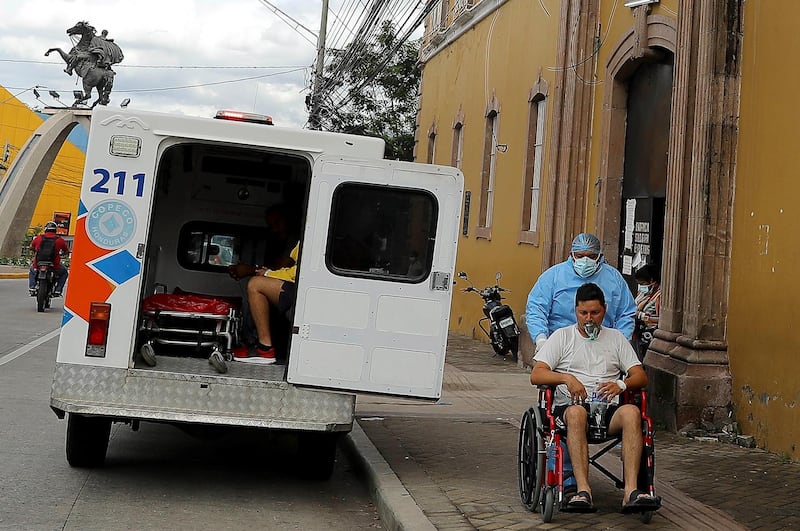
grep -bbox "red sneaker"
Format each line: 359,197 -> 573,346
232,344 -> 276,364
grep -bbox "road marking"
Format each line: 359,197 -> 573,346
0,328 -> 60,367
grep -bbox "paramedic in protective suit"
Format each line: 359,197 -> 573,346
525,232 -> 636,350
29,221 -> 69,297
524,232 -> 636,495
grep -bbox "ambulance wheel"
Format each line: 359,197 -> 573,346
298,432 -> 339,480
66,413 -> 111,468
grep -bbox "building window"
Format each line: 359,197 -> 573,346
477,110 -> 498,237
327,183 -> 438,283
520,96 -> 546,244
451,122 -> 464,169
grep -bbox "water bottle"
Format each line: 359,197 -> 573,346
589,390 -> 608,439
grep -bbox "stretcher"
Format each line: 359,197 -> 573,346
138,291 -> 241,361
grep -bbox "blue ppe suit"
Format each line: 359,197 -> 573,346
525,257 -> 636,341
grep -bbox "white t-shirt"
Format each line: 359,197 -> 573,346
533,325 -> 641,407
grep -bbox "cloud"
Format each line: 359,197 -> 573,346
0,0 -> 324,127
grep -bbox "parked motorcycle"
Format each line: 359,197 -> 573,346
458,271 -> 520,361
33,261 -> 56,312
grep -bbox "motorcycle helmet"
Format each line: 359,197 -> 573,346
44,221 -> 58,233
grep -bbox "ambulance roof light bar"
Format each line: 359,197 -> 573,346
214,110 -> 274,125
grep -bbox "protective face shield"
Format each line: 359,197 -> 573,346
583,321 -> 601,340
573,255 -> 601,278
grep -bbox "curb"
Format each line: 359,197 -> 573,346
343,421 -> 435,531
0,273 -> 27,279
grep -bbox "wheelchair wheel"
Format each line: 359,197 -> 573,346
518,408 -> 545,511
542,485 -> 556,523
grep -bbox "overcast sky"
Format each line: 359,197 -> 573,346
0,0 -> 373,128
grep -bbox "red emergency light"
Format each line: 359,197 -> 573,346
214,110 -> 274,125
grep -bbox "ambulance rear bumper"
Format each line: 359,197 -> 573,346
50,362 -> 355,432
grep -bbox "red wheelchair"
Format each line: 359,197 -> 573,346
517,385 -> 661,523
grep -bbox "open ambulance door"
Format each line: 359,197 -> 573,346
287,156 -> 463,399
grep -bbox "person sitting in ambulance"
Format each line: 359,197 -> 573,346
29,221 -> 70,297
227,204 -> 298,346
232,242 -> 299,365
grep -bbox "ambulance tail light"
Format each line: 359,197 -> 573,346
86,302 -> 111,357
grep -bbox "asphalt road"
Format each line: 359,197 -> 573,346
0,277 -> 381,530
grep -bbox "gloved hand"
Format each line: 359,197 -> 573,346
534,334 -> 547,354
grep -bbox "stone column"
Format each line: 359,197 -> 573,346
646,0 -> 743,430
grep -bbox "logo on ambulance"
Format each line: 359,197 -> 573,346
86,199 -> 137,249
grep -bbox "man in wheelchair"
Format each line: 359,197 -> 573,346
530,282 -> 660,513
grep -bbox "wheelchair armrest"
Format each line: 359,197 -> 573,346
622,388 -> 655,436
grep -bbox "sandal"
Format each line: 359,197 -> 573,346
564,490 -> 595,512
621,489 -> 661,514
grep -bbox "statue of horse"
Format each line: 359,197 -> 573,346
44,21 -> 124,108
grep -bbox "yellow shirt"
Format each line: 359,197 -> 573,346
266,243 -> 298,283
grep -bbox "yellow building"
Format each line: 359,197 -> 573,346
0,86 -> 84,247
418,0 -> 799,459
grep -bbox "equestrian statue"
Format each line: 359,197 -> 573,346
45,21 -> 124,108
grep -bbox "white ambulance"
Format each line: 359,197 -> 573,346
51,107 -> 463,478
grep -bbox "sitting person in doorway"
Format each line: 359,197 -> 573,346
530,282 -> 660,514
227,203 -> 299,347
633,264 -> 661,360
232,242 -> 299,365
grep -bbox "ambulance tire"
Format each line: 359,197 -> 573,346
298,432 -> 339,480
66,413 -> 111,468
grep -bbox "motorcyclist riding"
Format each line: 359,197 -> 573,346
29,221 -> 70,297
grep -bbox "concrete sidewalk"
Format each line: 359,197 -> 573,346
0,265 -> 28,279
347,334 -> 800,530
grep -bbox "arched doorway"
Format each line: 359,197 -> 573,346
618,57 -> 673,288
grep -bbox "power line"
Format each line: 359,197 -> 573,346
0,58 -> 307,69
256,0 -> 318,46
3,67 -> 309,97
116,67 -> 308,93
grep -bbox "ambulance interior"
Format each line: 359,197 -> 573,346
134,140 -> 439,378
134,142 -> 309,375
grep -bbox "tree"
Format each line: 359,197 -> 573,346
316,21 -> 420,161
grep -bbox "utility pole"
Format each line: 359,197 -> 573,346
309,0 -> 329,130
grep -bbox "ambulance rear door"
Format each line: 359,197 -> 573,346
287,156 -> 463,399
